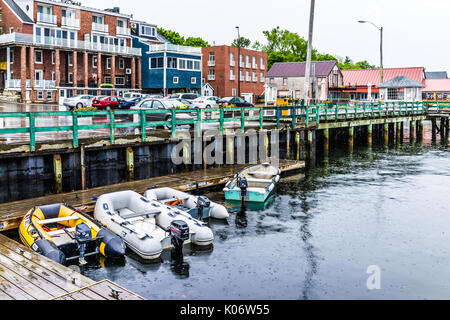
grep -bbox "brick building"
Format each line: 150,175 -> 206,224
202,45 -> 267,103
0,0 -> 142,103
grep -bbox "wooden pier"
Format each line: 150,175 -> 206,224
0,160 -> 305,232
0,233 -> 145,300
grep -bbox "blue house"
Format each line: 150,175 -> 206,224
131,20 -> 202,95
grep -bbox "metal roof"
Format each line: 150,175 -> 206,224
377,76 -> 425,88
266,61 -> 338,77
342,67 -> 425,87
425,72 -> 448,79
423,79 -> 450,92
4,0 -> 34,24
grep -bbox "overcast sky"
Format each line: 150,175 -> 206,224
82,0 -> 449,73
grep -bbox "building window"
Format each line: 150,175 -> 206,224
52,72 -> 55,81
252,72 -> 256,82
179,59 -> 186,69
9,27 -> 14,34
68,53 -> 73,66
35,50 -> 43,64
106,57 -> 111,69
209,52 -> 215,62
230,69 -> 235,80
260,73 -> 264,83
51,51 -> 55,64
173,76 -> 179,84
167,57 -> 177,69
246,71 -> 250,81
141,25 -> 156,37
47,91 -> 52,100
115,77 -> 125,85
104,76 -> 112,84
283,78 -> 287,85
9,50 -> 14,64
37,91 -> 43,100
230,52 -> 235,65
119,58 -> 124,69
194,60 -> 200,71
93,56 -> 98,68
68,72 -> 73,83
232,88 -> 236,97
191,77 -> 197,84
187,60 -> 193,70
150,57 -> 164,69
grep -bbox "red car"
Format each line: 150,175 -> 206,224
92,96 -> 120,110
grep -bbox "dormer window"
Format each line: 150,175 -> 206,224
141,25 -> 156,37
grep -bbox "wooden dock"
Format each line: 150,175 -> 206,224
0,233 -> 145,300
0,160 -> 305,231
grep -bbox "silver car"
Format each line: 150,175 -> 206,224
131,99 -> 195,129
63,95 -> 94,110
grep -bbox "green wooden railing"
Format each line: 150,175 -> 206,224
0,102 -> 431,152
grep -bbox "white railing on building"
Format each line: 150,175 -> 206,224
0,33 -> 141,56
208,60 -> 215,67
61,17 -> 80,28
34,80 -> 56,89
37,13 -> 57,24
148,43 -> 202,54
116,26 -> 131,36
230,60 -> 235,67
207,75 -> 215,81
92,22 -> 109,33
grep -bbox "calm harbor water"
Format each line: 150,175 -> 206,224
61,124 -> 450,300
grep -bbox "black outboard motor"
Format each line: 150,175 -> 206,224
170,220 -> 190,253
196,196 -> 211,221
239,177 -> 249,202
75,223 -> 92,265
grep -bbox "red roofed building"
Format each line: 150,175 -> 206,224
330,67 -> 426,101
423,79 -> 450,101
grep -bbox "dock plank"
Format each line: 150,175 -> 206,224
52,280 -> 145,300
0,274 -> 35,300
0,160 -> 305,231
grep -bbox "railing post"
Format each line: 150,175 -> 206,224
336,104 -> 339,119
109,110 -> 115,145
259,107 -> 264,130
316,105 -> 320,124
29,112 -> 35,152
292,106 -> 296,128
220,108 -> 224,135
305,106 -> 309,127
345,103 -> 348,119
141,110 -> 146,142
240,107 -> 245,131
276,106 -> 280,129
72,112 -> 78,148
197,108 -> 202,137
325,103 -> 329,121
171,108 -> 176,139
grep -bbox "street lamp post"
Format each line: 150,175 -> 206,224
236,26 -> 241,97
359,20 -> 384,83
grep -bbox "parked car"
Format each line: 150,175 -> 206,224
131,99 -> 195,129
63,95 -> 94,110
192,96 -> 220,109
119,97 -> 145,109
218,97 -> 255,108
174,98 -> 194,108
92,96 -> 120,110
169,93 -> 200,102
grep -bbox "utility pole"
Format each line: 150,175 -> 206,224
304,0 -> 315,106
236,26 -> 241,97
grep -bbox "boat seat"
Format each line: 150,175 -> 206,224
37,216 -> 80,225
246,177 -> 273,183
159,197 -> 189,203
120,209 -> 161,219
248,171 -> 276,176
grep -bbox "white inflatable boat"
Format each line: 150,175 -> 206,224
94,190 -> 214,260
144,187 -> 229,220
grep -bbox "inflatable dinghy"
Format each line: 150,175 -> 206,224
19,204 -> 126,265
94,191 -> 214,260
144,187 -> 229,220
224,163 -> 281,203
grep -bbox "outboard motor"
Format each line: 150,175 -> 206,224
170,220 -> 190,253
196,196 -> 211,221
75,223 -> 92,265
239,177 -> 249,202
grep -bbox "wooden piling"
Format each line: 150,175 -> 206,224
80,145 -> 86,190
53,154 -> 63,194
126,147 -> 134,181
286,126 -> 291,159
368,124 -> 373,148
410,121 -> 416,140
384,123 -> 389,145
323,128 -> 329,152
349,127 -> 354,150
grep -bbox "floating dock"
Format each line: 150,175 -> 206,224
0,233 -> 145,300
0,160 -> 304,232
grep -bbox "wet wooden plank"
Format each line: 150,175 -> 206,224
0,289 -> 13,300
52,280 -> 145,300
0,160 -> 304,231
0,234 -> 94,291
0,274 -> 35,300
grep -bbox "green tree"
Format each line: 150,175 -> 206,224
185,37 -> 210,47
232,37 -> 251,48
157,28 -> 185,45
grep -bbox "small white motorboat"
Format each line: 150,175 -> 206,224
144,187 -> 229,220
224,163 -> 281,203
94,190 -> 214,260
